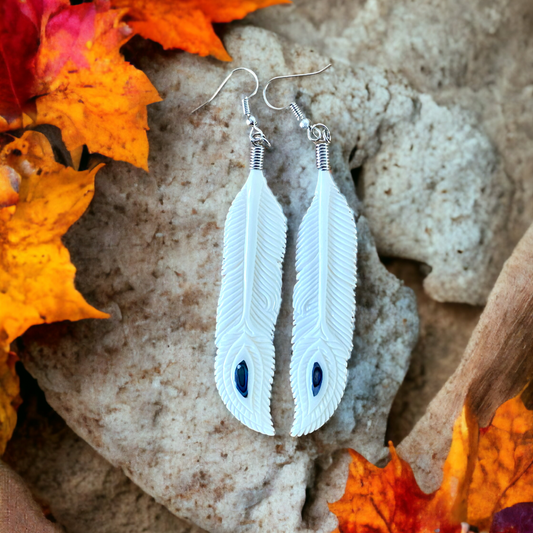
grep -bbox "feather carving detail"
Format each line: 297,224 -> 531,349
291,169 -> 358,437
215,168 -> 287,435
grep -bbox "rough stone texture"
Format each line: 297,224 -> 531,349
18,28 -> 422,533
251,0 -> 533,305
4,369 -> 204,533
383,259 -> 483,444
361,100 -> 510,305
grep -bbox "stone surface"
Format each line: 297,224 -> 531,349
361,99 -> 510,305
4,369 -> 204,533
251,0 -> 533,305
383,259 -> 482,444
18,27 -> 423,533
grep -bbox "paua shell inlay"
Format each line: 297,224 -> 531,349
235,361 -> 248,398
312,362 -> 323,397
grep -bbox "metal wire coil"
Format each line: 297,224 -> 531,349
315,143 -> 330,170
289,103 -> 306,122
250,145 -> 265,170
242,97 -> 251,117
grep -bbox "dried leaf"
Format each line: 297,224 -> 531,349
0,351 -> 20,456
468,396 -> 533,530
331,393 -> 533,533
0,0 -> 160,170
0,131 -> 109,353
329,407 -> 477,533
108,0 -> 291,60
35,3 -> 161,170
0,0 -> 41,130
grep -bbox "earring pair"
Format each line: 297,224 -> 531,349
192,66 -> 358,437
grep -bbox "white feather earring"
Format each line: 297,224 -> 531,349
263,65 -> 358,437
192,68 -> 287,436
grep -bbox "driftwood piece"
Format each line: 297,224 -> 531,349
399,222 -> 533,492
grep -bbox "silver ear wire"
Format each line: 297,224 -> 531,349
262,64 -> 331,111
191,67 -> 259,116
191,67 -> 271,153
263,64 -> 332,168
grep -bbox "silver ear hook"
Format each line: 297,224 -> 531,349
263,64 -> 332,170
262,64 -> 332,148
191,67 -> 271,158
191,67 -> 259,115
262,64 -> 331,111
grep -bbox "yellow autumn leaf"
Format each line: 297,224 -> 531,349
0,131 -> 109,353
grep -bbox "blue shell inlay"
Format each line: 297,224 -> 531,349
312,362 -> 323,397
235,361 -> 248,397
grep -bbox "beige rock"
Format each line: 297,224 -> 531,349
4,373 -> 204,533
361,96 -> 511,305
251,0 -> 533,305
20,27 -> 420,533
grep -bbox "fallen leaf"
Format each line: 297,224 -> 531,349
331,392 -> 533,533
329,406 -> 477,533
108,0 -> 291,60
0,351 -> 20,456
468,396 -> 533,531
0,0 -> 41,130
0,0 -> 161,170
490,502 -> 533,533
0,130 -> 109,353
35,2 -> 161,170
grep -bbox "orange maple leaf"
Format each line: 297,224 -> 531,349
0,131 -> 109,353
108,0 -> 291,61
0,0 -> 161,170
329,407 -> 477,533
0,350 -> 20,455
330,394 -> 533,533
468,395 -> 533,531
34,3 -> 161,171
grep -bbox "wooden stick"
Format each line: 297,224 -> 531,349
399,223 -> 533,492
